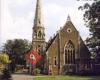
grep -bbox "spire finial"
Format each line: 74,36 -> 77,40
67,15 -> 71,21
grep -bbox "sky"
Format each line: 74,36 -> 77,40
0,0 -> 93,49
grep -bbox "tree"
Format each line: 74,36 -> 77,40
79,1 -> 100,63
0,53 -> 10,64
0,53 -> 12,80
2,39 -> 31,72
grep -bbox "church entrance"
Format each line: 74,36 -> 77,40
64,40 -> 76,74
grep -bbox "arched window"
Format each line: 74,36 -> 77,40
33,31 -> 37,38
38,31 -> 42,38
54,57 -> 57,66
64,40 -> 75,64
38,45 -> 41,54
39,20 -> 41,24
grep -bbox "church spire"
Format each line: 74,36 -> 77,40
32,0 -> 45,52
34,0 -> 43,27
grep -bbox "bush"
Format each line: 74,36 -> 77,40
1,68 -> 12,80
33,68 -> 41,75
0,53 -> 10,64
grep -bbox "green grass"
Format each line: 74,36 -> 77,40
33,76 -> 100,80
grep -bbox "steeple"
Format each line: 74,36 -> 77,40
32,0 -> 45,52
34,0 -> 43,27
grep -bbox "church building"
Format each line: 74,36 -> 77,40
46,16 -> 92,75
32,0 -> 92,75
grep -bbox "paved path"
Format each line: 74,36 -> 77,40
12,74 -> 33,80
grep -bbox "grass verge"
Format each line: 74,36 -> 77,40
33,75 -> 100,80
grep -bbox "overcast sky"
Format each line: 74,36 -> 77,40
0,0 -> 93,48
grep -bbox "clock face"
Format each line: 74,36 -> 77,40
67,28 -> 72,33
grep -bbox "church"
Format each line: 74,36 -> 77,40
32,0 -> 92,75
45,17 -> 91,75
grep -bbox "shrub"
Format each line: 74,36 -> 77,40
1,68 -> 12,80
33,68 -> 41,75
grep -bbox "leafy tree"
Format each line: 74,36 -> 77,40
79,1 -> 100,63
0,53 -> 10,64
2,39 -> 31,72
0,53 -> 12,80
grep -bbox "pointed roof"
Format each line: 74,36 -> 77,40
67,15 -> 71,22
34,0 -> 43,27
46,34 -> 58,51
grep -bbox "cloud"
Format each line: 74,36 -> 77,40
1,0 -> 14,43
16,0 -> 30,6
9,0 -> 32,6
1,0 -> 90,46
1,0 -> 34,43
43,3 -> 67,41
8,0 -> 35,18
43,2 -> 89,41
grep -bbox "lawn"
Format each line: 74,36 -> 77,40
33,76 -> 100,80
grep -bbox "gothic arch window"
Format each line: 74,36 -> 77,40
64,40 -> 75,64
33,31 -> 37,38
33,32 -> 36,38
38,45 -> 41,54
38,31 -> 42,38
54,57 -> 57,67
39,20 -> 41,24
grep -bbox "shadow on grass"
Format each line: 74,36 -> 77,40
68,75 -> 100,80
89,76 -> 100,80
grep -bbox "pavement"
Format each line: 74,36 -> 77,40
12,74 -> 33,80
